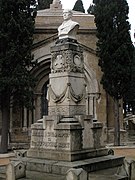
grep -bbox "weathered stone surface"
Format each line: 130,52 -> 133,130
88,164 -> 128,179
28,116 -> 84,156
108,128 -> 127,145
27,113 -> 108,162
66,168 -> 87,180
10,155 -> 125,179
26,171 -> 65,180
27,148 -> 108,161
117,158 -> 135,180
14,150 -> 27,158
6,161 -> 25,180
48,40 -> 86,117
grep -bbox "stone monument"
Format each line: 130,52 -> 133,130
27,9 -> 107,162
10,7 -> 126,180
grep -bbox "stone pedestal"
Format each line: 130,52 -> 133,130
27,115 -> 108,161
20,38 -> 126,179
27,116 -> 83,161
48,38 -> 86,116
27,38 -> 108,162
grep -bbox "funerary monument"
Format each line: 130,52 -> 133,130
14,6 -> 126,180
8,1 -> 128,180
27,8 -> 108,162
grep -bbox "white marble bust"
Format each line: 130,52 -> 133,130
58,9 -> 79,40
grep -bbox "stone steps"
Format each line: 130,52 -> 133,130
88,174 -> 128,180
18,179 -> 31,180
0,165 -> 6,180
11,155 -> 125,180
17,175 -> 129,180
88,166 -> 128,180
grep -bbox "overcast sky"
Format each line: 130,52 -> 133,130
61,0 -> 135,42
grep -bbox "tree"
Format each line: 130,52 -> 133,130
0,0 -> 37,153
38,0 -> 53,10
94,0 -> 134,145
73,0 -> 85,13
87,4 -> 95,15
123,48 -> 135,115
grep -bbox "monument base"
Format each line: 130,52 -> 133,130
27,147 -> 108,162
27,115 -> 108,161
10,155 -> 126,180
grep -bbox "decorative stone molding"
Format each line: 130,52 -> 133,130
51,50 -> 84,73
48,83 -> 86,103
48,105 -> 86,116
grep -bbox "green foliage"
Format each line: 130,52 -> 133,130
0,0 -> 37,109
87,4 -> 95,15
73,0 -> 85,13
38,0 -> 53,10
124,48 -> 135,114
94,0 -> 134,100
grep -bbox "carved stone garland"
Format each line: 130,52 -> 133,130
48,83 -> 86,103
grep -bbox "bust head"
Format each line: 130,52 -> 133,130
58,9 -> 79,40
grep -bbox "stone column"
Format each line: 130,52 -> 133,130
34,93 -> 42,121
48,38 -> 86,117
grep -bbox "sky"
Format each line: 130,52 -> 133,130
61,0 -> 135,42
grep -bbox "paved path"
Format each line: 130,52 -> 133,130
0,146 -> 135,166
0,152 -> 15,165
109,146 -> 135,160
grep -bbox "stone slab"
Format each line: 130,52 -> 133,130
26,171 -> 65,180
27,148 -> 108,161
0,153 -> 15,158
88,174 -> 128,180
11,155 -> 124,174
88,166 -> 128,180
0,165 -> 6,179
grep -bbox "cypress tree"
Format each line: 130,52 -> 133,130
123,48 -> 135,115
94,0 -> 134,145
38,0 -> 53,10
0,0 -> 37,153
73,0 -> 85,13
87,4 -> 95,15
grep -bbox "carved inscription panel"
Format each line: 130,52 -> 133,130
31,129 -> 71,150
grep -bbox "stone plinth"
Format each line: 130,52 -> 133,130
27,115 -> 84,161
27,115 -> 108,161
